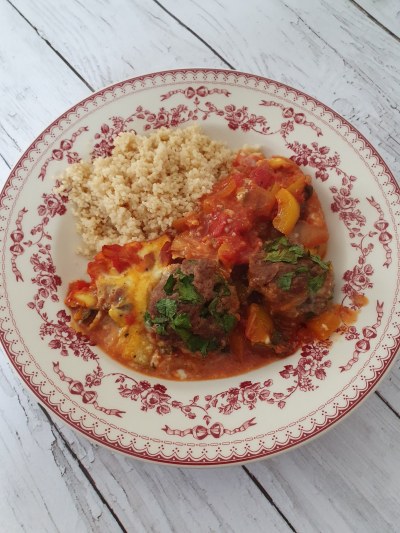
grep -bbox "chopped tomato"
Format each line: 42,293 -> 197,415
101,242 -> 142,273
171,233 -> 216,260
67,280 -> 90,293
290,220 -> 329,249
172,212 -> 200,232
65,280 -> 96,308
124,310 -> 137,325
304,189 -> 327,226
87,256 -> 109,280
233,150 -> 264,169
250,161 -> 275,188
217,234 -> 259,268
243,183 -> 279,220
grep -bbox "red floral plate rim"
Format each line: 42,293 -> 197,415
0,68 -> 399,466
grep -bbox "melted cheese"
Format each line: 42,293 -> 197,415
79,235 -> 169,366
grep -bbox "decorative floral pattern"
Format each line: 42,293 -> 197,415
330,173 -> 366,236
10,208 -> 28,282
27,245 -> 95,361
1,71 -> 398,464
279,340 -> 332,399
53,362 -> 124,417
160,85 -> 231,101
288,141 -> 340,182
162,418 -> 256,440
367,196 -> 393,267
38,127 -> 88,180
10,185 -> 68,282
340,301 -> 384,372
260,101 -> 323,137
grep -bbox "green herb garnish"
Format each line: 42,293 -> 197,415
219,313 -> 237,333
310,254 -> 330,271
208,296 -> 237,333
163,274 -> 176,295
166,269 -> 204,303
264,237 -> 305,264
147,264 -> 237,355
177,275 -> 203,303
213,278 -> 231,297
277,271 -> 295,291
264,238 -> 330,295
308,274 -> 327,293
156,298 -> 177,319
172,313 -> 191,330
144,311 -> 152,328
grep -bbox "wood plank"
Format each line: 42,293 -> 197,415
246,393 -> 400,533
8,0 -> 228,93
0,356 -> 124,533
0,0 -> 89,166
47,415 -> 294,533
355,0 -> 400,39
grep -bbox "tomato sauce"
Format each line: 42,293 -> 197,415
66,151 -> 358,381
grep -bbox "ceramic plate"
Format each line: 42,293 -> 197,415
1,69 -> 399,466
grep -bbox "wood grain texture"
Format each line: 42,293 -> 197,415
0,356 -> 293,533
45,417 -> 294,533
0,0 -> 90,166
0,358 -> 124,533
9,0 -> 228,90
247,394 -> 400,533
355,0 -> 400,38
1,0 -> 400,531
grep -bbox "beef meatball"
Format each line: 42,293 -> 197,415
147,259 -> 240,355
248,238 -> 334,322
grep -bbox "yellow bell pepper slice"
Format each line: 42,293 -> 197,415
272,188 -> 300,235
267,156 -> 293,169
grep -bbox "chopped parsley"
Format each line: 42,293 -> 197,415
175,329 -> 219,356
164,269 -> 203,303
264,237 -> 331,295
172,313 -> 191,329
308,273 -> 327,293
264,237 -> 305,264
213,278 -> 231,297
146,265 -> 236,356
156,298 -> 177,319
219,313 -> 237,333
296,265 -> 309,274
310,254 -> 330,270
277,271 -> 295,291
208,284 -> 237,333
163,274 -> 176,295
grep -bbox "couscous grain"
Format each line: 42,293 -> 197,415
60,125 -> 234,255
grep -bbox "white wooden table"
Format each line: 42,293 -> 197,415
1,1 -> 400,531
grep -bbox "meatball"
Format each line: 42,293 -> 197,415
147,259 -> 240,354
248,239 -> 334,322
